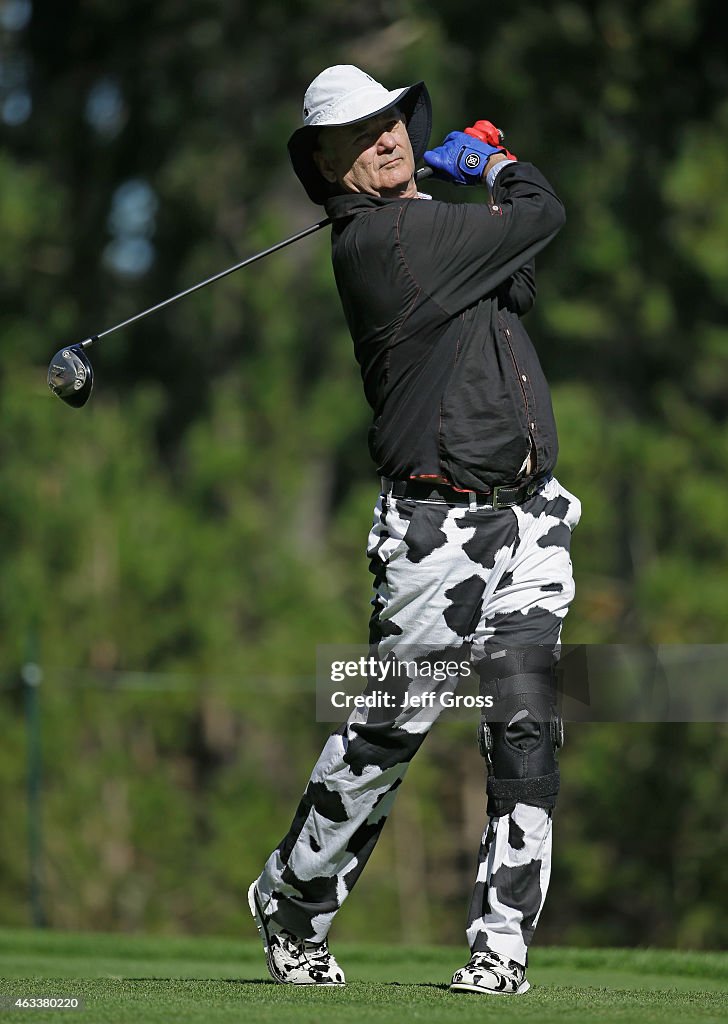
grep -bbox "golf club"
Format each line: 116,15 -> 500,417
47,167 -> 434,408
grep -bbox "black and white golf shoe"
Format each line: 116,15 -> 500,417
247,882 -> 346,986
450,949 -> 530,995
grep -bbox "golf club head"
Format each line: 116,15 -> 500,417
47,345 -> 94,408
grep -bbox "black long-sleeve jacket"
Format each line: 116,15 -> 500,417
324,161 -> 565,491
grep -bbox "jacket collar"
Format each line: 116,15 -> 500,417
325,192 -> 409,221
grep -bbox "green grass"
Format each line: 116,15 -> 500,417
0,929 -> 725,1023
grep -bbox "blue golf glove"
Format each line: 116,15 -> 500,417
424,131 -> 502,185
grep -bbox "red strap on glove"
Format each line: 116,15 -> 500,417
464,120 -> 517,161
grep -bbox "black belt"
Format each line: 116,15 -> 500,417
384,476 -> 545,510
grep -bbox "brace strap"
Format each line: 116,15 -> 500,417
483,672 -> 557,704
486,771 -> 561,800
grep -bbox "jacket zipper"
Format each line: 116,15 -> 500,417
499,313 -> 537,471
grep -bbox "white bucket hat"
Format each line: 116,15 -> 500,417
288,65 -> 432,204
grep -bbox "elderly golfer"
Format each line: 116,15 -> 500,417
248,65 -> 580,995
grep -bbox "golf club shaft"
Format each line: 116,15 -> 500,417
80,167 -> 434,349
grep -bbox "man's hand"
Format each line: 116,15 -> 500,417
464,120 -> 518,161
464,120 -> 504,147
424,131 -> 504,186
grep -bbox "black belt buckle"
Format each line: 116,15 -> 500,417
491,483 -> 520,510
491,477 -> 539,510
490,484 -> 506,510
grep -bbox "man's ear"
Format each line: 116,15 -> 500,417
314,149 -> 338,184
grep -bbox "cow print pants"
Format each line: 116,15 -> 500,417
256,475 -> 581,966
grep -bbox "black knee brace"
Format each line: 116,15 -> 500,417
477,646 -> 564,817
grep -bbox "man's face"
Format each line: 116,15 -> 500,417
314,107 -> 417,199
